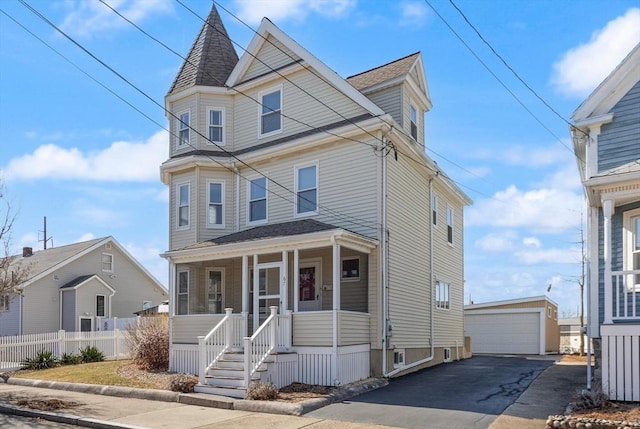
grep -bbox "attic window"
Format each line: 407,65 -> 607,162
260,88 -> 282,135
410,105 -> 418,141
102,253 -> 114,272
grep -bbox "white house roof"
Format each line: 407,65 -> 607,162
464,295 -> 558,310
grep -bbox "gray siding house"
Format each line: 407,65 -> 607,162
0,237 -> 168,336
571,43 -> 640,402
161,5 -> 471,397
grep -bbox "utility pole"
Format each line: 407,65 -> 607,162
38,216 -> 53,250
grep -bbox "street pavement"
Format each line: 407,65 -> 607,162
0,355 -> 586,429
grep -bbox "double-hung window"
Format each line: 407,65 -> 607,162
447,206 -> 454,245
432,195 -> 438,226
208,181 -> 224,228
178,183 -> 190,229
436,281 -> 450,310
249,177 -> 267,223
96,295 -> 106,317
296,164 -> 318,215
410,105 -> 418,141
624,209 -> 640,290
208,109 -> 223,144
261,88 -> 282,135
102,253 -> 113,272
177,271 -> 189,315
178,112 -> 190,146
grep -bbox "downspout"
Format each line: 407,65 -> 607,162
384,175 -> 436,377
380,134 -> 389,377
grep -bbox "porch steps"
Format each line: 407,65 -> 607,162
195,352 -> 272,398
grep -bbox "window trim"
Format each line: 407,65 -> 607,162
247,175 -> 268,225
177,110 -> 190,147
206,267 -> 225,314
443,347 -> 452,363
623,208 -> 640,291
409,104 -> 418,141
435,281 -> 450,310
432,194 -> 438,227
176,182 -> 190,230
341,256 -> 360,282
206,180 -> 225,229
176,270 -> 190,315
258,86 -> 283,138
96,294 -> 106,317
0,294 -> 9,312
101,253 -> 114,272
393,349 -> 405,369
446,206 -> 454,246
294,162 -> 319,217
207,107 -> 225,145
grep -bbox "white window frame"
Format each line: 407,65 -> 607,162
206,268 -> 225,314
623,208 -> 640,291
446,206 -> 454,246
0,294 -> 9,312
96,294 -> 106,317
247,175 -> 268,225
259,86 -> 283,137
294,162 -> 319,217
177,110 -> 190,147
436,281 -> 450,310
207,180 -> 225,229
393,349 -> 405,369
432,194 -> 438,227
443,347 -> 452,363
176,182 -> 190,230
142,300 -> 152,310
101,253 -> 114,272
341,256 -> 360,282
176,270 -> 189,315
410,104 -> 418,141
207,107 -> 224,145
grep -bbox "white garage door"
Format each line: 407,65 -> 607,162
465,312 -> 541,354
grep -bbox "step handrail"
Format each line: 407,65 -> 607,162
243,306 -> 278,388
197,308 -> 239,385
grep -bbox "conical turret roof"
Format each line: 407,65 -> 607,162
167,3 -> 238,95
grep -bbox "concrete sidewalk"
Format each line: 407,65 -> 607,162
0,359 -> 586,429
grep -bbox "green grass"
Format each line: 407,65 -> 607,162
11,360 -> 159,389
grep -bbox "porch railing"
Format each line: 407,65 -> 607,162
197,308 -> 246,385
612,270 -> 640,320
244,306 -> 291,388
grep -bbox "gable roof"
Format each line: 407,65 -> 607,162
347,52 -> 420,90
226,18 -> 385,117
60,274 -> 115,294
167,3 -> 238,95
572,42 -> 640,123
7,236 -> 166,292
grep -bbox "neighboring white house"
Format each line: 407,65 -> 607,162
464,296 -> 560,355
571,42 -> 640,402
0,236 -> 168,336
558,318 -> 590,355
160,4 -> 472,397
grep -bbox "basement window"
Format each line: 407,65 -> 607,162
443,348 -> 451,363
393,349 -> 405,369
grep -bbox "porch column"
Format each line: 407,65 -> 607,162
282,251 -> 288,314
293,249 -> 299,312
168,261 -> 176,317
253,254 -> 259,332
603,199 -> 613,324
332,240 -> 341,385
242,255 -> 249,314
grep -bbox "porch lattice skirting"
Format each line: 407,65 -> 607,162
169,343 -> 370,387
601,325 -> 640,402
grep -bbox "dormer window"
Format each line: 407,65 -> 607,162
178,112 -> 190,146
260,88 -> 282,136
410,105 -> 418,141
208,108 -> 224,144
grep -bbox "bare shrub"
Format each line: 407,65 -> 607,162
574,385 -> 610,410
245,380 -> 278,400
169,373 -> 198,393
125,315 -> 169,371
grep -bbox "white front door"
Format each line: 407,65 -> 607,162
253,262 -> 283,332
298,260 -> 321,311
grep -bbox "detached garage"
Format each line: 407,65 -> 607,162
464,296 -> 560,355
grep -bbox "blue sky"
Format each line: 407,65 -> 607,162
1,0 -> 639,317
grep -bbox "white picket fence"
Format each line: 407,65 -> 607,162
0,329 -> 131,372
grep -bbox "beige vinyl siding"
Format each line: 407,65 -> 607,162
293,312 -> 333,346
171,314 -> 224,344
243,35 -> 300,82
403,84 -> 423,145
169,96 -> 197,156
364,85 -> 402,125
368,247 -> 381,348
197,168 -> 235,241
237,139 -> 379,238
233,69 -> 369,152
338,311 -> 370,345
198,95 -> 235,151
386,153 -> 432,348
546,312 -> 560,352
432,181 -> 465,347
170,171 -> 197,250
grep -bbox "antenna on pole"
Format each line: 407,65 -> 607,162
38,216 -> 53,249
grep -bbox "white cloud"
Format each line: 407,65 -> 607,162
233,0 -> 355,25
502,144 -> 572,168
515,245 -> 582,265
467,184 -> 583,233
552,8 -> 640,98
475,230 -> 518,252
59,0 -> 173,38
4,130 -> 168,182
522,237 -> 541,248
400,2 -> 428,26
76,232 -> 96,243
74,203 -> 128,227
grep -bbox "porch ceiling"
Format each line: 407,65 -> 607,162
162,219 -> 378,263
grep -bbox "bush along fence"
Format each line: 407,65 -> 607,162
0,329 -> 131,372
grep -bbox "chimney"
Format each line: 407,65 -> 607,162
22,247 -> 33,257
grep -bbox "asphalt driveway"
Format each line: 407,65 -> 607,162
307,355 -> 557,429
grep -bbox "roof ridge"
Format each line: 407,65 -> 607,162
346,51 -> 420,80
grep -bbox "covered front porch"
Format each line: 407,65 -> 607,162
163,220 -> 379,396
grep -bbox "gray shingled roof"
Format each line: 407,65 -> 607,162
347,52 -> 420,91
59,274 -> 96,289
212,219 -> 338,245
167,3 -> 238,95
